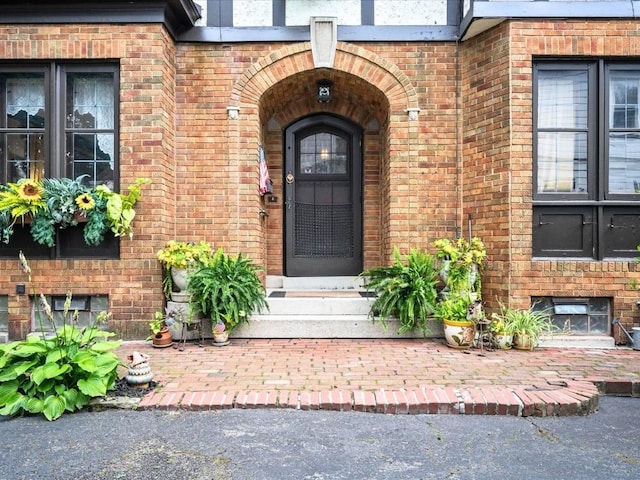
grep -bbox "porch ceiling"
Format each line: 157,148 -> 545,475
259,69 -> 389,129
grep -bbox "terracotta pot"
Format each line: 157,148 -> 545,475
443,319 -> 476,349
152,327 -> 173,348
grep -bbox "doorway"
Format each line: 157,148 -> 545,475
284,114 -> 362,276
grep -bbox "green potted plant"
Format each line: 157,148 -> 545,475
186,248 -> 268,344
433,291 -> 477,349
434,236 -> 487,297
148,311 -> 173,348
495,304 -> 556,350
0,176 -> 149,247
361,247 -> 439,336
156,240 -> 214,300
488,303 -> 520,349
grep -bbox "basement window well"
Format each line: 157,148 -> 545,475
0,295 -> 7,336
532,297 -> 611,335
32,295 -> 109,332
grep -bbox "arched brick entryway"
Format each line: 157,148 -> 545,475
228,41 -> 419,275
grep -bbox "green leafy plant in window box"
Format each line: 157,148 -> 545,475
0,252 -> 123,421
0,176 -> 150,247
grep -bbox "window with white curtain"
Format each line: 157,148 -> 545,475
0,63 -> 119,259
533,61 -> 640,259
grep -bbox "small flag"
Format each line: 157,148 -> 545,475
258,145 -> 273,196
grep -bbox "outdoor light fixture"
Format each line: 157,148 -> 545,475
317,79 -> 332,103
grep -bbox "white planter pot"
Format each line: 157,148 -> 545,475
170,267 -> 189,292
491,333 -> 513,350
443,319 -> 476,349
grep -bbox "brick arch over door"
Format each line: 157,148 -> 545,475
227,41 -> 420,271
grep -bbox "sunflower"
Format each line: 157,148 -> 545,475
17,180 -> 43,203
75,193 -> 95,210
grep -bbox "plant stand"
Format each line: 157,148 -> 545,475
166,301 -> 212,349
177,318 -> 205,351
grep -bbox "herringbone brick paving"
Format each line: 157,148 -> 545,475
117,339 -> 640,416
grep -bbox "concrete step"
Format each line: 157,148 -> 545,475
267,275 -> 365,290
264,295 -> 373,315
235,315 -> 443,339
539,335 -> 616,349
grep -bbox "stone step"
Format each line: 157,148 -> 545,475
540,335 -> 616,349
267,275 -> 365,291
234,315 -> 442,339
264,294 -> 374,315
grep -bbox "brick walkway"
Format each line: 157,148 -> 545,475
117,339 -> 640,416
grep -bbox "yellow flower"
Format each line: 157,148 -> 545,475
17,180 -> 43,203
75,193 -> 95,210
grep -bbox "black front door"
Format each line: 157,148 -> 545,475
284,114 -> 362,276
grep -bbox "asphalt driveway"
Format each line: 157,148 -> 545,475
1,396 -> 638,480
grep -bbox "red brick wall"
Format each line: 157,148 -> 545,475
0,24 -> 176,339
462,20 -> 640,341
460,26 -> 512,308
2,20 -> 638,341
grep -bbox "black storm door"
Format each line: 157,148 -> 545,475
284,115 -> 362,276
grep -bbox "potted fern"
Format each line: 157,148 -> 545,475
361,248 -> 439,336
186,248 -> 268,344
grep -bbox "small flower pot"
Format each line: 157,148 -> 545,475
213,331 -> 229,345
152,327 -> 173,348
491,333 -> 513,350
513,333 -> 535,351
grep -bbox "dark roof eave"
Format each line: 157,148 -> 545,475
460,0 -> 640,40
0,0 -> 201,39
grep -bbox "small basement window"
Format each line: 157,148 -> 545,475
0,295 -> 8,335
532,297 -> 611,335
32,295 -> 109,332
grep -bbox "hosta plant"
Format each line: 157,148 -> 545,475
0,253 -> 123,421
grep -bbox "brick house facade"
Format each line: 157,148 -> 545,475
1,0 -> 639,343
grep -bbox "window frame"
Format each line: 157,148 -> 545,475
0,61 -> 120,259
533,61 -> 597,202
532,59 -> 640,260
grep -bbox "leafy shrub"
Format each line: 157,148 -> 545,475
0,253 -> 123,421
